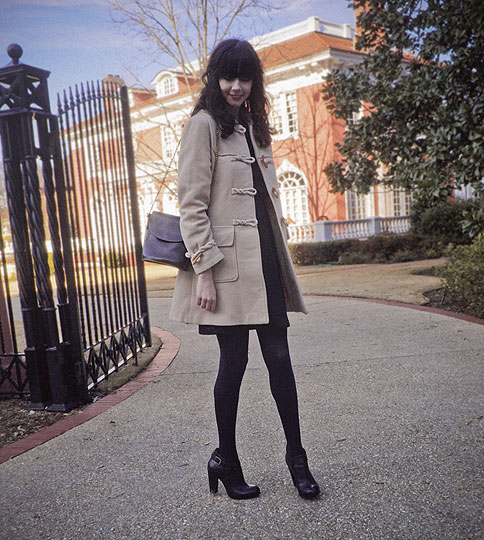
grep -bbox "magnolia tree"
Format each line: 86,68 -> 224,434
322,0 -> 484,235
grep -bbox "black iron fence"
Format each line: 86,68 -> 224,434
0,44 -> 150,409
57,82 -> 150,389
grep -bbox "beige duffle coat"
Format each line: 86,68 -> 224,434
169,110 -> 307,325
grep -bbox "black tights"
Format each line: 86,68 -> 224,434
214,327 -> 304,461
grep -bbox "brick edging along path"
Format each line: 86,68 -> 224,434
0,327 -> 180,465
1,299 -> 482,465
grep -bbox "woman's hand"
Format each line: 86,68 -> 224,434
196,269 -> 217,312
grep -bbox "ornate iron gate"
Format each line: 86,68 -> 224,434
0,44 -> 150,408
57,82 -> 150,389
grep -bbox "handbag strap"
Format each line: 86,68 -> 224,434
148,126 -> 220,216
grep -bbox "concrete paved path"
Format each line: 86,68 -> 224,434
1,296 -> 483,540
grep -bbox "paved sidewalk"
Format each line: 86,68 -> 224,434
144,259 -> 447,304
1,296 -> 483,540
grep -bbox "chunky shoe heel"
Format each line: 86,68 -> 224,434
286,450 -> 320,499
207,449 -> 260,500
208,469 -> 218,493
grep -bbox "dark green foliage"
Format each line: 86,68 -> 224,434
322,0 -> 484,232
461,197 -> 484,239
338,251 -> 375,265
410,199 -> 473,244
289,232 -> 445,266
289,239 -> 359,265
440,236 -> 484,318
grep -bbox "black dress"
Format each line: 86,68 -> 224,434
199,121 -> 289,335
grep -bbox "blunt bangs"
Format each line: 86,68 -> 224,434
215,41 -> 260,81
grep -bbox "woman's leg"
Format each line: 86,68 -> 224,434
256,326 -> 304,457
214,330 -> 250,461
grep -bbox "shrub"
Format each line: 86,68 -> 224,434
389,250 -> 419,263
290,232 -> 446,266
338,252 -> 374,265
425,248 -> 441,259
410,199 -> 473,244
461,196 -> 484,239
289,240 -> 359,265
440,236 -> 484,319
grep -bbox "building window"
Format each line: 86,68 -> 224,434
346,190 -> 368,220
163,77 -> 176,96
140,182 -> 158,217
271,98 -> 283,134
278,172 -> 309,225
286,92 -> 298,134
392,188 -> 413,216
346,110 -> 363,127
161,125 -> 180,162
84,138 -> 102,179
156,75 -> 178,98
271,92 -> 298,138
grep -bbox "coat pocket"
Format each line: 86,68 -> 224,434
212,226 -> 238,283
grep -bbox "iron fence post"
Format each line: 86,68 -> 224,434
120,85 -> 151,346
0,114 -> 51,408
0,44 -> 88,410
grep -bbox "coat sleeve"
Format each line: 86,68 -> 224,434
177,112 -> 224,274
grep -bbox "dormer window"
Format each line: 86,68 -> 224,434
156,74 -> 178,98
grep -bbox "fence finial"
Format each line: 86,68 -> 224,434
7,43 -> 23,65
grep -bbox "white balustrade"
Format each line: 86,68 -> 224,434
381,216 -> 411,234
288,224 -> 315,243
288,216 -> 410,243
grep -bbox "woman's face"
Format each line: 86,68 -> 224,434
219,77 -> 253,112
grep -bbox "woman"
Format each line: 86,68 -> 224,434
170,39 -> 320,500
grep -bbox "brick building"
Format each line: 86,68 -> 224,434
129,16 -> 412,241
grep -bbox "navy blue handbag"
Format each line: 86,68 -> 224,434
142,211 -> 189,270
142,129 -> 219,271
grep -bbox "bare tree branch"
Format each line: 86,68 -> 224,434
107,0 -> 286,211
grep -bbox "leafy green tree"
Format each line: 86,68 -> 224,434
322,0 -> 484,235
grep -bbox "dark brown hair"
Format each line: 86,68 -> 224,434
193,39 -> 272,147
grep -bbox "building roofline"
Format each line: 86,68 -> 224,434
146,16 -> 355,88
251,16 -> 354,50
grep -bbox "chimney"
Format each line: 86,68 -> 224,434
103,74 -> 125,87
353,3 -> 367,49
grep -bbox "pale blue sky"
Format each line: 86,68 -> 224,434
1,0 -> 355,108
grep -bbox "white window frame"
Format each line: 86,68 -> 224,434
84,137 -> 102,180
392,187 -> 413,216
161,124 -> 180,163
278,171 -> 309,225
270,91 -> 298,139
156,75 -> 178,98
346,108 -> 363,127
346,190 -> 371,220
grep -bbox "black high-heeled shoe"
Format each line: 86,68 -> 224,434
286,450 -> 320,499
207,449 -> 260,500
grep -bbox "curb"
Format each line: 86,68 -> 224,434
0,327 -> 180,465
308,295 -> 484,326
